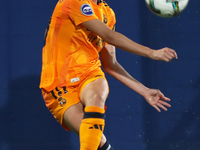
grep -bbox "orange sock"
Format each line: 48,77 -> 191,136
80,106 -> 105,150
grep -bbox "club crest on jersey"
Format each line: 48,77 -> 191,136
81,4 -> 94,16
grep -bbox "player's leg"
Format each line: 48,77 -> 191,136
63,102 -> 107,147
42,86 -> 110,150
79,78 -> 109,150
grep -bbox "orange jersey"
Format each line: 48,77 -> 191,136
40,0 -> 116,91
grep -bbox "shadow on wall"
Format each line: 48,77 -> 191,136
0,75 -> 72,150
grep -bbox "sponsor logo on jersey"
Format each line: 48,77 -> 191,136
81,4 -> 94,16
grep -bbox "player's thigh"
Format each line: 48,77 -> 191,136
63,102 -> 84,135
80,78 -> 109,108
42,86 -> 82,131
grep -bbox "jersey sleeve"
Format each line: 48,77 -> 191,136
63,0 -> 98,26
108,8 -> 116,31
105,8 -> 116,45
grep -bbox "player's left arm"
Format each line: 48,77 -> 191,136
82,19 -> 178,62
100,44 -> 171,112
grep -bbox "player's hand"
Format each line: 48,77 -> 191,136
144,88 -> 171,112
150,47 -> 178,62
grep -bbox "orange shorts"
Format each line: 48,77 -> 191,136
41,70 -> 108,131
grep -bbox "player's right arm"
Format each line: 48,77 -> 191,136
100,44 -> 171,112
82,19 -> 178,62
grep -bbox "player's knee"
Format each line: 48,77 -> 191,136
91,90 -> 108,105
83,89 -> 108,108
81,78 -> 109,107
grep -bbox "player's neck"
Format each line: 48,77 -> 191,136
92,0 -> 98,4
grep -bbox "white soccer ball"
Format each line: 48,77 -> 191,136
145,0 -> 189,18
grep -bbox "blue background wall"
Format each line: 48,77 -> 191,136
1,0 -> 200,150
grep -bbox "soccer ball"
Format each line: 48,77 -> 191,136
145,0 -> 189,18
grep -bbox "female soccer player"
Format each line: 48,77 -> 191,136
40,0 -> 178,149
